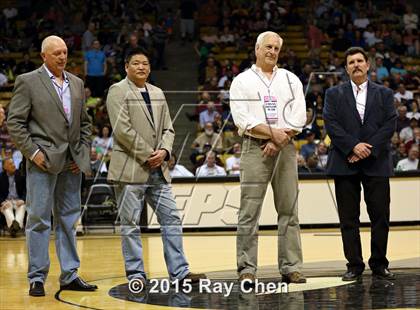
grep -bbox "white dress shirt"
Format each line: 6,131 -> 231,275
351,80 -> 368,122
196,164 -> 226,177
229,65 -> 306,137
170,165 -> 194,177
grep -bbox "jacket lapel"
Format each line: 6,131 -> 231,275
126,78 -> 155,130
363,81 -> 375,123
38,66 -> 68,121
344,81 -> 362,124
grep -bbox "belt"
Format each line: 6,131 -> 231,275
244,135 -> 270,144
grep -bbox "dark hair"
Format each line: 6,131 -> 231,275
344,47 -> 368,64
125,48 -> 149,64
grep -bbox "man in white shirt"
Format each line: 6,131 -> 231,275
396,145 -> 419,171
230,31 -> 307,286
225,143 -> 241,175
196,151 -> 226,177
394,83 -> 413,104
168,153 -> 194,177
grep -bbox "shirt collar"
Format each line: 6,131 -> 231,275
350,79 -> 368,92
43,64 -> 69,82
251,64 -> 278,74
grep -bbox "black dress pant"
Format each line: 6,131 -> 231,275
334,174 -> 390,273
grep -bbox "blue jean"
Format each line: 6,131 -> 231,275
26,164 -> 82,285
116,170 -> 190,281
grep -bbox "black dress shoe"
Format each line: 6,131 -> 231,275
60,277 -> 98,291
29,281 -> 45,296
342,270 -> 363,281
372,268 -> 395,280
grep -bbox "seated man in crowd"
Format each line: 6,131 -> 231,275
196,151 -> 226,177
190,122 -> 223,164
0,158 -> 26,237
300,129 -> 317,159
225,142 -> 241,175
89,147 -> 108,177
199,101 -> 218,129
396,145 -> 419,171
168,153 -> 194,177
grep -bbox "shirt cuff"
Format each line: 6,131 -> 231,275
30,149 -> 40,161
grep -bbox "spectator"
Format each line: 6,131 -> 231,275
297,154 -> 309,173
199,101 -> 218,129
403,5 -> 418,31
405,127 -> 420,151
82,22 -> 96,51
396,145 -> 419,171
225,142 -> 241,175
300,129 -> 317,160
152,18 -> 169,70
394,83 -> 414,104
84,40 -> 107,97
396,106 -> 410,132
296,108 -> 321,140
407,100 -> 420,120
168,153 -> 194,177
390,60 -> 407,77
178,0 -> 198,44
307,19 -> 324,51
316,141 -> 329,170
191,122 -> 223,154
375,57 -> 389,82
393,142 -> 408,167
306,153 -> 324,173
196,151 -> 226,177
92,124 -> 113,155
14,52 -> 36,75
399,118 -> 419,143
331,28 -> 352,52
89,148 -> 107,177
0,158 -> 26,237
353,11 -> 370,29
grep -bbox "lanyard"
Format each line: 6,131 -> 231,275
250,67 -> 277,98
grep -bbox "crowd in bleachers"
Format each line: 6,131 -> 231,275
187,0 -> 419,176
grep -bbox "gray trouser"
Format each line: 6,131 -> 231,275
237,139 -> 303,276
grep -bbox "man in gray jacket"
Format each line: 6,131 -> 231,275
7,35 -> 97,296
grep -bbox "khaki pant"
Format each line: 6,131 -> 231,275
237,138 -> 303,276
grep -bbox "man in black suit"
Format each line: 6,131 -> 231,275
323,47 -> 397,281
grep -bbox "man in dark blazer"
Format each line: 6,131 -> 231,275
323,47 -> 397,281
7,35 -> 97,296
0,158 -> 26,237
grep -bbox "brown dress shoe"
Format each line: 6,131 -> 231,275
282,271 -> 307,284
238,273 -> 256,287
180,272 -> 207,284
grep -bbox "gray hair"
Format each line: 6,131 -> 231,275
255,31 -> 283,49
41,35 -> 66,53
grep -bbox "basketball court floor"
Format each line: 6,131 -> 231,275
1,227 -> 419,309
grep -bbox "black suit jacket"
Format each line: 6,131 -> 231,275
323,81 -> 397,176
0,171 -> 26,204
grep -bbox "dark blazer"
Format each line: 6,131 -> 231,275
7,66 -> 91,174
0,171 -> 26,204
323,81 -> 397,176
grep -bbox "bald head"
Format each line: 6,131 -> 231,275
40,35 -> 68,77
41,35 -> 66,53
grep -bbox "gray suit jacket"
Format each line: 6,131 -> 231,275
106,78 -> 174,184
7,66 -> 91,174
